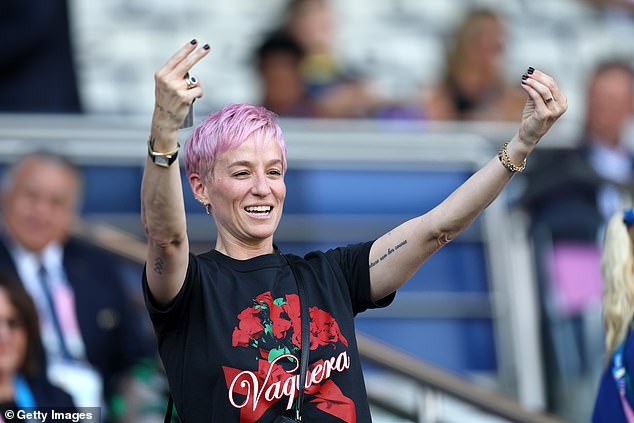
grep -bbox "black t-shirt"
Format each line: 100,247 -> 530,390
143,241 -> 394,423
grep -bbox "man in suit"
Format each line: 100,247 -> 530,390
0,152 -> 155,412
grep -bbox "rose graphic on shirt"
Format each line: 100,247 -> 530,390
224,291 -> 355,422
231,306 -> 265,348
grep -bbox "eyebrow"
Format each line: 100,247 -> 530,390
227,159 -> 283,168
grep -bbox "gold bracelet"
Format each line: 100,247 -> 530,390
497,142 -> 526,173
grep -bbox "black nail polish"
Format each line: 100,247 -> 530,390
190,39 -> 197,45
527,66 -> 535,75
203,44 -> 210,50
521,74 -> 528,80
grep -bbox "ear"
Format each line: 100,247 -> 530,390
189,172 -> 208,203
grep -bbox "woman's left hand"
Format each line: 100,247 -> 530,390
517,68 -> 568,149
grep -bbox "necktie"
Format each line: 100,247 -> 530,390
37,264 -> 73,360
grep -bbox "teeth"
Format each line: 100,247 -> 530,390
245,206 -> 271,213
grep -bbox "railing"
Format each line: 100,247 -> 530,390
358,334 -> 567,423
71,220 -> 567,423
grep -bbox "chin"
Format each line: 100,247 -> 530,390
20,239 -> 49,253
248,226 -> 277,241
250,231 -> 275,242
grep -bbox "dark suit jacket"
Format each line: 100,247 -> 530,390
30,373 -> 75,407
518,145 -> 634,241
0,236 -> 155,400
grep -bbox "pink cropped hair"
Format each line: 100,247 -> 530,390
184,104 -> 287,180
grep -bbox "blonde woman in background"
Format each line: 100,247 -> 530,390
423,8 -> 525,121
593,209 -> 634,422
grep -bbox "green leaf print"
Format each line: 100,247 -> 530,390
268,346 -> 291,363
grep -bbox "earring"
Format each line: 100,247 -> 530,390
197,198 -> 210,215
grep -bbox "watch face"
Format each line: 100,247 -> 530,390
156,155 -> 170,167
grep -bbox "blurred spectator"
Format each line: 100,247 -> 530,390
0,272 -> 73,419
0,0 -> 81,113
278,0 -> 380,118
254,31 -> 315,117
520,61 -> 634,242
423,8 -> 525,121
0,152 -> 156,418
592,210 -> 634,422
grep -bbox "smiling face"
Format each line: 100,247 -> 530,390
206,135 -> 286,255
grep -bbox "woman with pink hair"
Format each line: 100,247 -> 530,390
141,40 -> 567,422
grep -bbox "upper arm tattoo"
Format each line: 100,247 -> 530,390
369,239 -> 408,269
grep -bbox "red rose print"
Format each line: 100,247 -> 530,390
270,305 -> 292,339
232,306 -> 264,347
255,292 -> 275,308
227,291 -> 355,422
256,291 -> 292,340
282,294 -> 302,349
259,348 -> 270,361
309,307 -> 348,349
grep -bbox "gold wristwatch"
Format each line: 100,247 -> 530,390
147,136 -> 180,168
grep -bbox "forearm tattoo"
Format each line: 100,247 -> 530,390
369,239 -> 408,269
153,256 -> 165,275
156,102 -> 179,125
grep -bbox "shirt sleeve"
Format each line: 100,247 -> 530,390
142,253 -> 199,337
324,240 -> 395,315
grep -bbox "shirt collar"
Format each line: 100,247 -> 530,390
10,240 -> 64,271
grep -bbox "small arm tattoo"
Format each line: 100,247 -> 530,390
156,103 -> 179,123
369,239 -> 408,269
153,256 -> 165,275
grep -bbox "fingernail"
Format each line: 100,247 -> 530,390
190,39 -> 197,45
527,66 -> 535,75
203,44 -> 210,50
521,75 -> 528,80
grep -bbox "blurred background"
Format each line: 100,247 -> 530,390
1,0 -> 634,422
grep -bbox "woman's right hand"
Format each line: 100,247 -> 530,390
151,39 -> 210,141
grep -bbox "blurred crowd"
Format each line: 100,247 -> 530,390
253,0 -> 525,120
1,0 -> 634,422
2,0 -> 631,121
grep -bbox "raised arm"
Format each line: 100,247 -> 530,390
368,69 -> 568,301
141,40 -> 210,305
